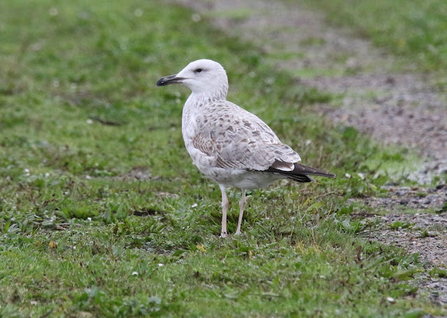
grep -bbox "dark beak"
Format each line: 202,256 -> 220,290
156,74 -> 185,86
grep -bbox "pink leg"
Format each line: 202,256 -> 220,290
219,185 -> 229,238
235,189 -> 246,235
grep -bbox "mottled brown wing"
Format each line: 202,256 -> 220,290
192,102 -> 301,171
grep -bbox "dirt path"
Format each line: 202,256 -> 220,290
171,0 -> 447,308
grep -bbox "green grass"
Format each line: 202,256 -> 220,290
295,0 -> 447,71
0,0 -> 443,316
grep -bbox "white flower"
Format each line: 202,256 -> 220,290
49,8 -> 58,16
191,13 -> 201,22
134,9 -> 143,17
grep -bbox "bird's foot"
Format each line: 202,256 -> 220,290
220,232 -> 228,238
234,230 -> 242,235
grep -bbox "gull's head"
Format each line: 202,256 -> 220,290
157,59 -> 229,98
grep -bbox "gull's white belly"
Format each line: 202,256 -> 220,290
196,163 -> 282,189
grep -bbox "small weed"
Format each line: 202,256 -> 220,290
436,203 -> 447,214
429,268 -> 447,278
419,229 -> 437,238
389,221 -> 414,230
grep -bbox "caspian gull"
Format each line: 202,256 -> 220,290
157,59 -> 335,237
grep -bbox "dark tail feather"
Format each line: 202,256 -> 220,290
266,163 -> 336,183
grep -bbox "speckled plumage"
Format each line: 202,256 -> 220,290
157,59 -> 335,237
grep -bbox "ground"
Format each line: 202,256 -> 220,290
173,0 -> 447,308
1,0 -> 446,316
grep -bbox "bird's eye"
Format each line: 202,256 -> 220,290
194,68 -> 203,73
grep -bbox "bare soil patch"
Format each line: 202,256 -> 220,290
361,186 -> 447,306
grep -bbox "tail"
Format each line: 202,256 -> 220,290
266,162 -> 336,183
